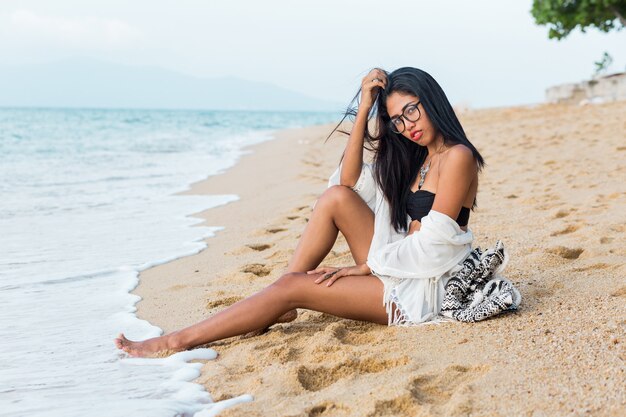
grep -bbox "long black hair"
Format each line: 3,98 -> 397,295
329,67 -> 485,233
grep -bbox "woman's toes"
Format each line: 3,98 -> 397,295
115,334 -> 126,349
115,334 -> 137,354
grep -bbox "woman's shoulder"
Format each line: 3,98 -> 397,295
441,144 -> 476,173
445,143 -> 473,158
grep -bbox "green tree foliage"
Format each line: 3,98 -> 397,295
531,0 -> 626,40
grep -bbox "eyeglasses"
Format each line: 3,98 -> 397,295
388,101 -> 421,134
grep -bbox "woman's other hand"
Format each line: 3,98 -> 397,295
307,264 -> 372,287
408,220 -> 421,235
360,68 -> 387,110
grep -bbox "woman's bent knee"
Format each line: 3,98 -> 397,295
270,272 -> 307,307
316,185 -> 357,210
272,272 -> 299,287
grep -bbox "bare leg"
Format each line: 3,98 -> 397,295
115,272 -> 386,357
250,186 -> 375,331
245,185 -> 375,335
287,185 -> 375,272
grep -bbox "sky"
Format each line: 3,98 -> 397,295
0,0 -> 624,108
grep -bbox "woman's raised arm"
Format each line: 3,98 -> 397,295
340,68 -> 386,187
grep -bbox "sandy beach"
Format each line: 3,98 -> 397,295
135,101 -> 626,416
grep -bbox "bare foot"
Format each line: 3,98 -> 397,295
115,333 -> 176,358
241,309 -> 298,339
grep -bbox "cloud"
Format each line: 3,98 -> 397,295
6,9 -> 143,49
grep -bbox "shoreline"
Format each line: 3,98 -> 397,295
135,103 -> 625,416
134,122 -> 346,333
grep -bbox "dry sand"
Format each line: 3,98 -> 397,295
135,101 -> 626,416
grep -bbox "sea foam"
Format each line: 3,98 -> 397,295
0,108 -> 337,416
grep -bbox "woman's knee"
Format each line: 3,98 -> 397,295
316,185 -> 355,211
270,272 -> 308,306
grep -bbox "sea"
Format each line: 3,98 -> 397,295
0,108 -> 339,417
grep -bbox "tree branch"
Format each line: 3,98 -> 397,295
610,6 -> 626,27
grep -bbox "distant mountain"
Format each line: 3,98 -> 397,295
0,58 -> 342,112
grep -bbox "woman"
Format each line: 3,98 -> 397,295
116,67 -> 513,357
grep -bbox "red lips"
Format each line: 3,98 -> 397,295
411,130 -> 423,141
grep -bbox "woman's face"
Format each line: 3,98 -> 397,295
385,92 -> 439,147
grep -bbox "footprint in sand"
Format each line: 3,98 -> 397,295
531,281 -> 564,298
369,395 -> 420,417
206,295 -> 243,309
168,284 -> 187,291
547,246 -> 584,260
306,402 -> 349,417
550,224 -> 581,236
611,286 -> 626,297
241,263 -> 272,277
298,173 -> 328,183
297,356 -> 408,392
409,365 -> 482,404
266,249 -> 291,261
268,345 -> 301,364
302,159 -> 322,168
310,344 -> 343,359
246,243 -> 273,251
368,365 -> 488,417
537,201 -> 565,211
267,227 -> 287,234
572,262 -> 611,272
304,312 -> 342,325
327,322 -> 378,346
553,208 -> 574,219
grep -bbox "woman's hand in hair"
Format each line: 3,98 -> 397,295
308,264 -> 372,287
360,68 -> 387,110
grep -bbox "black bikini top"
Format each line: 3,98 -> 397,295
406,190 -> 471,227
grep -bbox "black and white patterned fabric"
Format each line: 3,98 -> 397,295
441,241 -> 521,322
